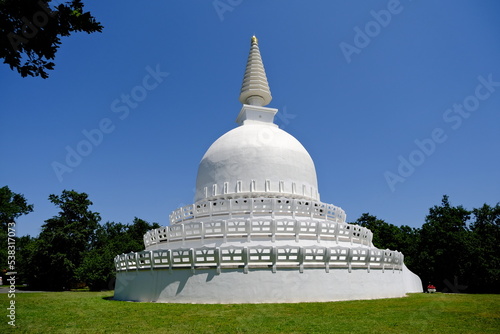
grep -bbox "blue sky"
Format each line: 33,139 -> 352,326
1,0 -> 499,237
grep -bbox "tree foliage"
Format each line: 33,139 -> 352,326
360,195 -> 500,293
468,203 -> 500,293
0,185 -> 34,229
416,195 -> 472,291
28,190 -> 101,290
77,218 -> 160,291
13,234 -> 37,282
0,186 -> 34,280
353,213 -> 421,271
396,224 -> 421,270
0,0 -> 103,78
354,213 -> 401,250
12,189 -> 159,290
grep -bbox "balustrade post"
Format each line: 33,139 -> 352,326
271,246 -> 277,273
168,249 -> 173,274
271,198 -> 276,219
298,247 -> 304,273
316,221 -> 322,243
347,248 -> 352,273
149,250 -> 153,270
215,247 -> 221,274
222,220 -> 227,243
246,218 -> 251,242
181,224 -> 186,246
325,247 -> 331,273
243,246 -> 249,274
366,248 -> 371,273
250,198 -> 254,219
381,250 -> 385,273
271,219 -> 276,243
190,248 -> 195,273
201,222 -> 205,245
335,222 -> 339,244
294,220 -> 300,243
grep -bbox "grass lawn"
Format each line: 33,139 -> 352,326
1,291 -> 499,333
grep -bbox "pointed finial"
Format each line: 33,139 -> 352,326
239,35 -> 272,107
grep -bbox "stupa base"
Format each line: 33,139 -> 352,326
114,264 -> 422,303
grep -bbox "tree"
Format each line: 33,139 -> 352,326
0,0 -> 103,78
13,234 -> 37,284
396,224 -> 421,271
354,213 -> 402,250
468,203 -> 500,293
353,213 -> 421,272
416,195 -> 472,292
28,190 -> 100,290
0,186 -> 33,281
0,185 -> 34,229
77,218 -> 160,291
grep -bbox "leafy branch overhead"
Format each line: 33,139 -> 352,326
0,0 -> 103,78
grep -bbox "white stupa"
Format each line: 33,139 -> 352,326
114,36 -> 422,303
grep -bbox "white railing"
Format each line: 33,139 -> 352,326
115,246 -> 403,274
144,218 -> 373,248
169,197 -> 347,225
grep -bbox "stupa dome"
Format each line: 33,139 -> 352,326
194,119 -> 319,202
195,35 -> 318,203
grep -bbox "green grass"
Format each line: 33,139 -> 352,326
1,292 -> 499,333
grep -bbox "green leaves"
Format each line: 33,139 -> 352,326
354,213 -> 402,250
29,189 -> 101,290
77,218 -> 160,291
5,187 -> 160,291
0,185 -> 34,228
0,0 -> 103,78
468,203 -> 500,293
417,195 -> 472,290
353,196 -> 500,293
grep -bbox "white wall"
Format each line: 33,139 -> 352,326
115,265 -> 422,304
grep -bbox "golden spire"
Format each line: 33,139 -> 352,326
251,35 -> 258,45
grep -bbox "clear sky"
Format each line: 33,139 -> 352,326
1,0 -> 499,237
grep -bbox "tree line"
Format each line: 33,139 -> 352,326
1,186 -> 499,293
0,186 -> 158,290
352,195 -> 500,293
